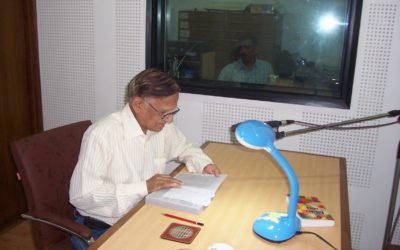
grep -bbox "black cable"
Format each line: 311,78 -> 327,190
297,231 -> 338,250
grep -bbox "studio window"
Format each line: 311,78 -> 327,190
146,0 -> 362,108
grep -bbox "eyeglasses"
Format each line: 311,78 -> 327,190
145,99 -> 180,121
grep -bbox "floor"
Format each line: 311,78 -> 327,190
0,220 -> 36,250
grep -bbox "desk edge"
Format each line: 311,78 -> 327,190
339,157 -> 352,250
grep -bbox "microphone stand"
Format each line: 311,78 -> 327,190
276,110 -> 400,139
383,141 -> 400,249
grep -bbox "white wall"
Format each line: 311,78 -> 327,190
36,0 -> 400,249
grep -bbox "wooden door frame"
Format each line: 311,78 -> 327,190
0,0 -> 42,229
24,0 -> 43,131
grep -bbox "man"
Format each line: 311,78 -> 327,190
217,34 -> 274,84
69,68 -> 220,249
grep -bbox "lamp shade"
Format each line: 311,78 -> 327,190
235,120 -> 276,150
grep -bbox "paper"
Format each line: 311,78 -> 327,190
163,186 -> 215,206
175,173 -> 227,192
145,173 -> 227,214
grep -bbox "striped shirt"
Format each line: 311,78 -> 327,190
69,104 -> 212,225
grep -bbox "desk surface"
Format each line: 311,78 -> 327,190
89,142 -> 351,250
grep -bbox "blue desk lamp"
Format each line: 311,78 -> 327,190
235,120 -> 300,242
234,110 -> 399,243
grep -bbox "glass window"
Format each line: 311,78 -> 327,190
146,0 -> 362,108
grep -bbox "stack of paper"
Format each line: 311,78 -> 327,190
145,173 -> 227,214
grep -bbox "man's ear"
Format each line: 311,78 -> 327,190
130,96 -> 144,114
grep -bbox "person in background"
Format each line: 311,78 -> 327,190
217,33 -> 274,84
69,68 -> 220,249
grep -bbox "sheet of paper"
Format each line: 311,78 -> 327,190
145,173 -> 227,213
175,173 -> 227,192
162,186 -> 214,206
161,173 -> 227,206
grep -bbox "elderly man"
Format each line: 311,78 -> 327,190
69,68 -> 220,249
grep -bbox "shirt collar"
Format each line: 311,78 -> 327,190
121,104 -> 145,139
238,58 -> 260,70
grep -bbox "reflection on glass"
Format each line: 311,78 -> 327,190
164,0 -> 350,98
217,33 -> 274,84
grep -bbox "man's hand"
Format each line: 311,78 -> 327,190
202,164 -> 221,176
146,174 -> 183,193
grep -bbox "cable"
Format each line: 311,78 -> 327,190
297,231 -> 338,250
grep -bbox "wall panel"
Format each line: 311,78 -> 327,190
36,0 -> 400,249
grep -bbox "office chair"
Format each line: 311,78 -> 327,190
10,120 -> 94,250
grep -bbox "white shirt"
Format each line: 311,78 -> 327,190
217,58 -> 274,84
69,104 -> 213,225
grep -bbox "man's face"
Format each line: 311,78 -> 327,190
239,39 -> 256,63
132,93 -> 179,133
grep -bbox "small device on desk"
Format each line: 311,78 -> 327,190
160,222 -> 201,244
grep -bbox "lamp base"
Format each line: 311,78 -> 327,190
253,212 -> 301,242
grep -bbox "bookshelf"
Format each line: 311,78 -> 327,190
177,10 -> 283,76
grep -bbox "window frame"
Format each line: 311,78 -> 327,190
146,0 -> 363,109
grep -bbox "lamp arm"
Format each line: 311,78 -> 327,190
267,146 -> 299,226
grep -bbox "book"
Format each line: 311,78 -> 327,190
287,194 -> 335,227
145,173 -> 227,214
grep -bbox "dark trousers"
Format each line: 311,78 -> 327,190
71,214 -> 110,250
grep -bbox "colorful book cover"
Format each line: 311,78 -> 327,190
288,195 -> 335,227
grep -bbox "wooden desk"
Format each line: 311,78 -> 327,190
89,142 -> 351,250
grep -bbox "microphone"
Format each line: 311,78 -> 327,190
265,120 -> 294,128
388,110 -> 400,117
230,120 -> 294,132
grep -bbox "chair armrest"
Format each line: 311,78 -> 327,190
22,211 -> 94,245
